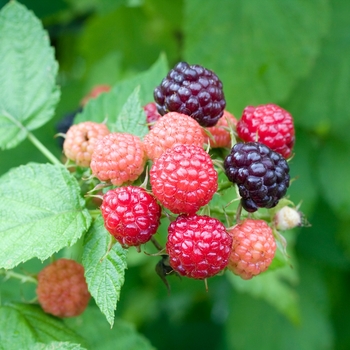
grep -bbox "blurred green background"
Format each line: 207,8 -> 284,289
1,0 -> 350,349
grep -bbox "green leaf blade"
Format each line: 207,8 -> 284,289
183,0 -> 330,113
0,1 -> 60,150
82,216 -> 128,327
0,163 -> 91,269
227,264 -> 300,324
0,303 -> 85,350
75,53 -> 168,131
113,86 -> 149,137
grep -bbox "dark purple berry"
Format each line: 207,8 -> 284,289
153,62 -> 226,127
224,142 -> 290,212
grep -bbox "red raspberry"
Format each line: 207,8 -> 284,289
202,110 -> 237,148
80,84 -> 111,107
166,214 -> 232,279
227,219 -> 276,280
101,186 -> 161,247
143,102 -> 161,130
236,104 -> 295,159
150,144 -> 218,214
63,121 -> 110,167
36,258 -> 90,318
143,112 -> 204,161
90,133 -> 146,186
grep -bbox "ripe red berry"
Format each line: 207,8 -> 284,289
150,144 -> 218,214
100,186 -> 161,247
90,133 -> 146,186
236,103 -> 295,159
227,219 -> 276,280
143,112 -> 204,161
166,214 -> 232,279
202,110 -> 237,148
63,121 -> 110,167
143,102 -> 161,130
36,258 -> 90,318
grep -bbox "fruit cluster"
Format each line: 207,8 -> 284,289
37,62 -> 302,317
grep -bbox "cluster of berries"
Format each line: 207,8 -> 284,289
37,62 -> 301,318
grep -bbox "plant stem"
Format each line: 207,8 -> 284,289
0,269 -> 37,284
27,131 -> 61,165
218,181 -> 233,192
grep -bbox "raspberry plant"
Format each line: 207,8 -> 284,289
0,1 -> 325,349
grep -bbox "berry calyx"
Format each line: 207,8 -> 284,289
227,219 -> 276,280
154,62 -> 226,127
202,110 -> 237,148
90,133 -> 146,186
150,144 -> 218,214
166,214 -> 233,279
224,142 -> 290,212
143,112 -> 204,161
236,103 -> 295,159
63,121 -> 110,167
101,186 -> 161,247
36,258 -> 90,318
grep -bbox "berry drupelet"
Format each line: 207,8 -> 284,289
224,142 -> 290,212
154,62 -> 226,127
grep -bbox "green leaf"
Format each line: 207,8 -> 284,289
0,303 -> 85,350
226,264 -> 300,324
287,0 -> 350,136
112,86 -> 149,137
183,0 -> 330,114
225,257 -> 334,350
0,163 -> 91,269
0,1 -> 60,150
74,53 -> 168,129
65,307 -> 155,350
32,342 -> 87,350
82,216 -> 127,327
318,139 -> 350,217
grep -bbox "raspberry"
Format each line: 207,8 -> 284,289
236,104 -> 295,159
90,133 -> 146,186
143,112 -> 204,161
166,214 -> 232,279
227,219 -> 276,279
101,186 -> 161,247
143,102 -> 161,130
80,84 -> 111,107
154,62 -> 226,127
63,121 -> 110,167
224,142 -> 290,212
150,144 -> 218,214
36,258 -> 90,318
274,206 -> 302,230
202,110 -> 237,148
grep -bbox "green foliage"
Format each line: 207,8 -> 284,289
82,216 -> 128,327
0,163 -> 91,269
0,303 -> 85,349
1,0 -> 350,349
0,1 -> 60,149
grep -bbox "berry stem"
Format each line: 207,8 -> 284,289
0,269 -> 37,284
217,181 -> 233,192
27,131 -> 61,166
151,236 -> 164,252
